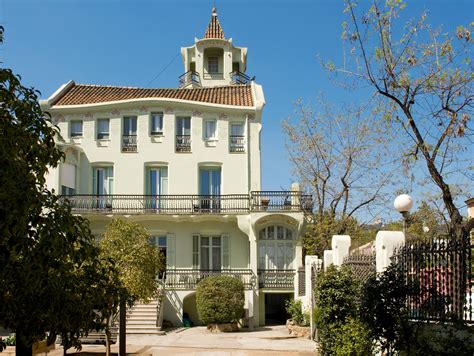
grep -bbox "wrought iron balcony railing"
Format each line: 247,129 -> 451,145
165,269 -> 256,290
230,71 -> 252,85
176,135 -> 191,152
258,269 -> 295,289
122,135 -> 137,152
178,70 -> 201,88
59,191 -> 313,215
229,135 -> 245,153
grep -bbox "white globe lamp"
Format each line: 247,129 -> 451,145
394,194 -> 413,235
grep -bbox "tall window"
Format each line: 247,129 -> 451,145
97,118 -> 110,139
229,122 -> 245,152
193,234 -> 230,270
176,117 -> 191,152
258,225 -> 295,270
92,166 -> 113,209
199,167 -> 221,211
203,119 -> 217,140
146,167 -> 168,209
207,56 -> 219,74
70,120 -> 83,137
123,116 -> 137,152
150,112 -> 163,136
92,167 -> 113,195
149,236 -> 167,262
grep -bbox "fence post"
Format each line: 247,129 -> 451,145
375,231 -> 405,273
332,235 -> 351,266
304,255 -> 323,341
323,250 -> 333,270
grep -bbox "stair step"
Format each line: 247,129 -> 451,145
127,320 -> 157,325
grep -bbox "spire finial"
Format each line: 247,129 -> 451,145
212,6 -> 217,17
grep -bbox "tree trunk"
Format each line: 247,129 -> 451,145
16,330 -> 32,356
119,299 -> 126,356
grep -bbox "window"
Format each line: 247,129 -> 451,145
193,234 -> 230,270
229,122 -> 245,152
258,225 -> 295,270
176,117 -> 191,152
208,56 -> 219,74
199,168 -> 221,211
145,167 -> 168,209
150,112 -> 163,136
122,116 -> 137,152
97,118 -> 109,140
203,119 -> 217,140
92,167 -> 113,195
70,120 -> 83,137
92,166 -> 113,209
61,186 -> 75,195
150,236 -> 167,261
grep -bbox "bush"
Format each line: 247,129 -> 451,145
285,299 -> 306,325
196,275 -> 244,325
314,265 -> 371,355
333,318 -> 373,356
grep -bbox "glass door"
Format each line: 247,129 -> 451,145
93,167 -> 113,209
146,167 -> 168,210
199,168 -> 221,211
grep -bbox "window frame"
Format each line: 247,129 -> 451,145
203,119 -> 217,141
70,120 -> 83,138
207,56 -> 219,74
150,112 -> 164,136
96,118 -> 110,140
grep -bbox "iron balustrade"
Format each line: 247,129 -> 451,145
165,269 -> 256,290
258,269 -> 295,289
298,268 -> 306,296
251,191 -> 313,212
229,135 -> 245,153
122,135 -> 137,152
230,71 -> 252,85
176,135 -> 191,152
59,192 -> 313,215
178,70 -> 201,88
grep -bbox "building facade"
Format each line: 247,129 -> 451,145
42,8 -> 311,329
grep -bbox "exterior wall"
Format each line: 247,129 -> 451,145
52,102 -> 260,195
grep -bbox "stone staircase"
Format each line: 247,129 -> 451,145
126,281 -> 166,335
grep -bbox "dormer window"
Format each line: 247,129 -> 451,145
208,56 -> 219,74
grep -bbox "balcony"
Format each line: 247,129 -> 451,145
230,71 -> 252,85
59,191 -> 313,215
165,269 -> 256,290
122,135 -> 137,152
258,270 -> 295,289
178,70 -> 201,88
176,135 -> 191,152
229,135 -> 245,153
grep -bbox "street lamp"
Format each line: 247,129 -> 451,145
394,194 -> 413,235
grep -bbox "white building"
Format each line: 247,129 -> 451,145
42,8 -> 311,330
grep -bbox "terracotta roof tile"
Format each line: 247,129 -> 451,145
204,7 -> 225,39
52,83 -> 254,107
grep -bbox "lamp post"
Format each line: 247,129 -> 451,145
394,194 -> 413,235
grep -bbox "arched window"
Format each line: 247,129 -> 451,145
258,224 -> 295,270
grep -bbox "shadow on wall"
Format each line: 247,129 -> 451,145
163,290 -> 184,327
183,292 -> 202,326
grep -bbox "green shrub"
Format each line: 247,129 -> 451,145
196,275 -> 244,325
333,318 -> 373,356
285,299 -> 306,325
314,265 -> 368,355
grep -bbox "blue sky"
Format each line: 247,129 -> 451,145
1,0 -> 472,218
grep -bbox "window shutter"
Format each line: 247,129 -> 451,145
222,234 -> 230,269
166,233 -> 176,268
92,168 -> 97,194
192,234 -> 200,269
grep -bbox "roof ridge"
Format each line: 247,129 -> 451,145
75,83 -> 250,91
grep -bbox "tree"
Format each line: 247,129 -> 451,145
283,100 -> 393,256
332,0 -> 473,239
0,38 -> 111,354
99,218 -> 165,355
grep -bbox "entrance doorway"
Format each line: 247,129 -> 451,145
264,293 -> 292,325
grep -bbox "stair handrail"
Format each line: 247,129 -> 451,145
156,271 -> 166,329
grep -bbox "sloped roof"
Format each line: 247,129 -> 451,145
204,7 -> 225,39
50,83 -> 254,107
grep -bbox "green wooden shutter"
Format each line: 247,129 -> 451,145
166,233 -> 175,268
192,234 -> 200,269
222,234 -> 230,269
92,168 -> 97,194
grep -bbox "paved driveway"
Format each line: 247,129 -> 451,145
54,325 -> 316,355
